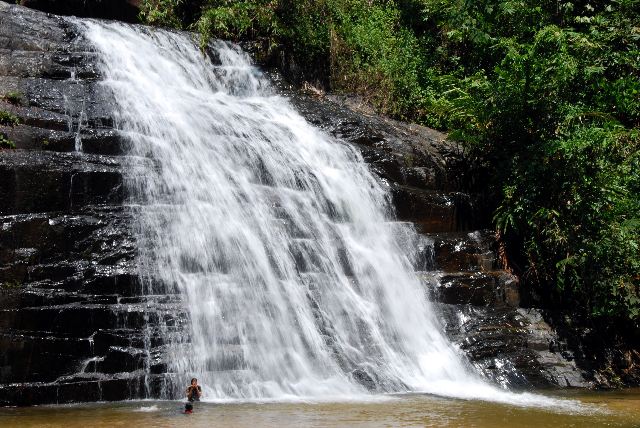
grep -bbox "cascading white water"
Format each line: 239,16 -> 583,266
80,21 -> 583,408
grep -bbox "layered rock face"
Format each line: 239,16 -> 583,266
0,3 -> 590,406
0,2 -> 161,405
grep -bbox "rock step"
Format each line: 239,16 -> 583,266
0,326 -> 181,384
0,76 -> 114,126
0,328 -> 180,383
0,49 -> 101,80
423,229 -> 497,272
0,331 -> 93,383
419,270 -> 519,307
0,288 -> 118,308
1,261 -> 89,287
1,344 -> 147,383
1,325 -> 183,384
0,373 -> 156,406
83,343 -> 249,376
0,288 -> 183,309
0,206 -> 135,266
0,150 -> 123,215
1,99 -> 126,155
391,185 -> 482,233
0,264 -> 145,296
87,346 -> 149,375
0,100 -> 69,131
0,326 -> 174,354
90,327 -> 184,353
409,228 -> 498,273
0,303 -> 187,336
4,124 -> 127,155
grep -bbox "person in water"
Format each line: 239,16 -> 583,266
186,378 -> 202,401
184,378 -> 202,413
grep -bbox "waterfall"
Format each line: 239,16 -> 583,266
80,22 -> 553,405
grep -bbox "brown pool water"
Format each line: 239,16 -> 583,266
1,390 -> 638,427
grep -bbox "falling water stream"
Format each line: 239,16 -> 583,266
81,22 -> 579,409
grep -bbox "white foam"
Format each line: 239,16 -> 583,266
134,405 -> 160,412
416,381 -> 595,413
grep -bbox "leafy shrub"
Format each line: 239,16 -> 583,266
495,126 -> 640,321
138,0 -> 183,27
0,133 -> 16,149
0,110 -> 19,126
2,91 -> 23,105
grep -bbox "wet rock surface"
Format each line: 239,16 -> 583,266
0,0 -> 124,155
440,305 -> 591,388
0,2 -> 599,406
0,2 -> 171,406
0,150 -> 123,214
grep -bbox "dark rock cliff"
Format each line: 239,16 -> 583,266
0,2 -> 596,406
0,2 -> 154,405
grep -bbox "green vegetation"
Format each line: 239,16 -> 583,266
0,109 -> 19,149
0,280 -> 21,289
140,0 -> 640,326
0,133 -> 16,149
2,91 -> 23,105
139,0 -> 183,27
0,110 -> 20,126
